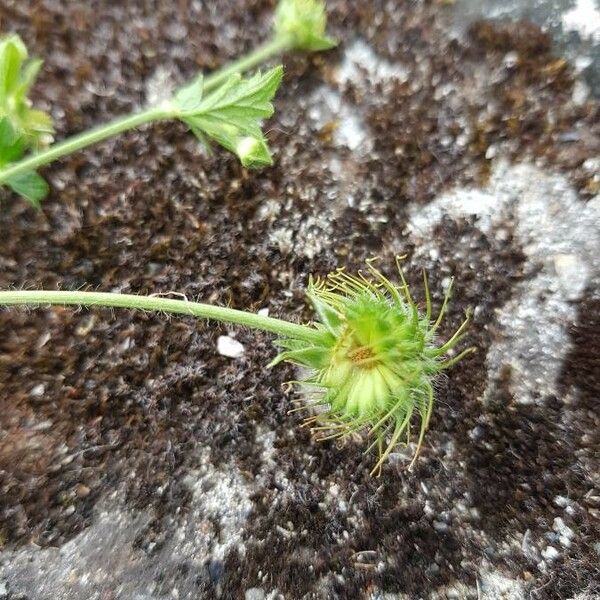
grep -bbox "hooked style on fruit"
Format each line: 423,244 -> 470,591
271,258 -> 474,475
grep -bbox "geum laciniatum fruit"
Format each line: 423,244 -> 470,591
271,259 -> 474,474
0,260 -> 473,474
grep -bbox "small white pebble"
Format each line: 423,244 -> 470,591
30,384 -> 45,397
553,517 -> 575,547
503,51 -> 519,68
541,546 -> 560,561
553,254 -> 588,300
485,145 -> 497,160
217,335 -> 245,358
554,495 -> 570,508
572,79 -> 590,106
257,307 -> 269,317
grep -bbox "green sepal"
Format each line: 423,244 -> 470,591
308,292 -> 343,335
268,345 -> 330,369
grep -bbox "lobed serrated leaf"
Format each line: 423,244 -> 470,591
178,66 -> 283,168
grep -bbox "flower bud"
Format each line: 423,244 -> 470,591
235,135 -> 272,168
274,0 -> 337,52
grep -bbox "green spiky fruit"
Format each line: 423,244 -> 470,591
271,260 -> 474,475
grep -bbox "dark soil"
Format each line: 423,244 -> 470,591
0,1 -> 598,599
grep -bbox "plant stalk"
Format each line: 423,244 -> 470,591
0,34 -> 293,185
0,290 -> 321,344
203,35 -> 292,93
0,106 -> 172,184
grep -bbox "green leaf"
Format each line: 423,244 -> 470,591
0,34 -> 27,98
274,0 -> 337,52
15,57 -> 43,101
6,170 -> 49,207
192,66 -> 283,125
179,66 -> 283,168
174,73 -> 204,113
0,116 -> 25,164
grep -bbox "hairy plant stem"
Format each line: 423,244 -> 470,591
202,35 -> 291,93
0,34 -> 293,185
0,290 -> 322,344
0,106 -> 172,184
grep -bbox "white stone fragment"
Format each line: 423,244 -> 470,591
29,384 -> 45,397
553,517 -> 575,548
572,79 -> 590,106
541,545 -> 560,561
217,335 -> 245,358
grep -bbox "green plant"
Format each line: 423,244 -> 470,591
0,261 -> 472,474
0,0 -> 337,206
0,34 -> 54,204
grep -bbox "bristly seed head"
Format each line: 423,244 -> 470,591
270,258 -> 474,475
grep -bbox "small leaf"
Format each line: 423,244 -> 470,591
0,117 -> 25,163
14,58 -> 43,102
174,73 -> 204,113
179,66 -> 283,168
6,170 -> 49,207
0,34 -> 27,98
